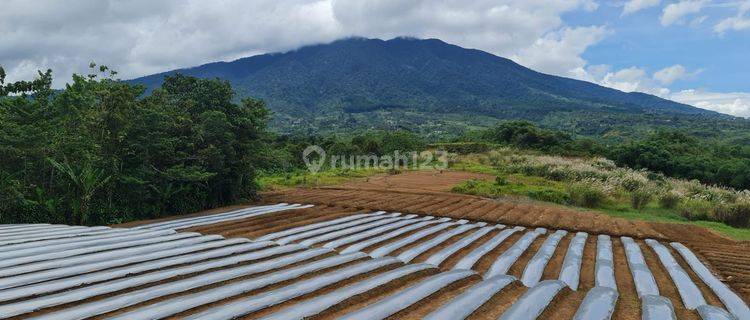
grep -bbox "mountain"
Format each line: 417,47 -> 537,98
129,37 -> 742,138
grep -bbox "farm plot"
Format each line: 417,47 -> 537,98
1,203 -> 747,319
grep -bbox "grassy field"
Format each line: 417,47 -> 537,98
258,152 -> 750,241
258,168 -> 388,190
450,157 -> 750,241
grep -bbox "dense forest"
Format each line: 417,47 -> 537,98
0,66 -> 269,225
2,66 -> 750,225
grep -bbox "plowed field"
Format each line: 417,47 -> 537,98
1,170 -> 748,319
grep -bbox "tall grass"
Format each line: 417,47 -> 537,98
455,149 -> 750,227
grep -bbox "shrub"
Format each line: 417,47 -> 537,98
527,189 -> 570,205
621,179 -> 644,193
546,168 -> 573,181
712,202 -> 750,228
677,198 -> 712,221
658,191 -> 681,209
568,183 -> 607,208
495,175 -> 508,186
431,142 -> 492,155
630,189 -> 653,210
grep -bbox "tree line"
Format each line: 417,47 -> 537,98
469,121 -> 750,190
0,66 -> 269,225
2,65 -> 748,225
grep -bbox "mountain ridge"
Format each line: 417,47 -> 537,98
129,36 -> 735,136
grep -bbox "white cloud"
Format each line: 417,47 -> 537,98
330,0 -> 602,67
511,26 -> 610,79
0,0 -> 604,88
714,1 -> 750,33
599,66 -> 670,96
653,64 -> 700,85
661,0 -> 707,26
690,15 -> 708,27
622,0 -> 661,16
3,0 -> 748,119
670,90 -> 750,117
583,64 -> 750,118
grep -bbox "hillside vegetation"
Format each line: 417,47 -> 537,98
0,66 -> 270,225
4,65 -> 750,240
451,150 -> 750,237
128,37 -> 750,140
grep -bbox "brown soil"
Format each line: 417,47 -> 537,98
12,170 -> 742,319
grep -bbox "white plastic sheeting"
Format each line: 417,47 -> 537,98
423,275 -> 515,320
0,232 -> 197,269
484,228 -> 547,278
453,226 -> 524,271
299,214 -> 415,247
0,225 -> 86,238
162,204 -> 313,230
0,237 -> 246,292
573,286 -> 619,320
559,232 -> 588,290
0,227 -> 139,251
104,252 -> 369,320
0,233 -> 219,280
338,269 -> 476,320
521,230 -> 568,287
180,257 -> 401,320
645,239 -> 706,309
323,216 -> 433,249
26,248 -> 341,320
0,239 -> 263,303
134,203 -> 305,231
340,218 -> 451,254
368,219 -> 463,258
258,263 -> 434,320
131,203 -> 289,230
396,223 -> 481,263
498,279 -> 567,320
696,305 -> 737,320
256,212 -> 384,241
0,243 -> 307,318
276,213 -> 395,245
366,221 -> 454,258
424,226 -> 498,266
595,235 -> 617,289
0,226 -> 116,246
671,242 -> 750,320
621,237 -> 659,297
641,294 -> 677,320
0,229 -> 175,260
0,224 -> 53,233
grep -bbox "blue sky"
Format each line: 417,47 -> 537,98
1,0 -> 749,116
567,1 -> 749,92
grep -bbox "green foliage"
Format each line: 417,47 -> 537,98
712,202 -> 750,228
258,167 -> 384,190
495,175 -> 508,186
526,189 -> 570,205
567,183 -> 608,208
677,198 -> 712,221
609,130 -> 750,190
658,191 -> 681,209
0,67 -> 270,225
469,122 -> 750,191
480,121 -> 576,154
629,189 -> 653,210
431,142 -> 493,155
